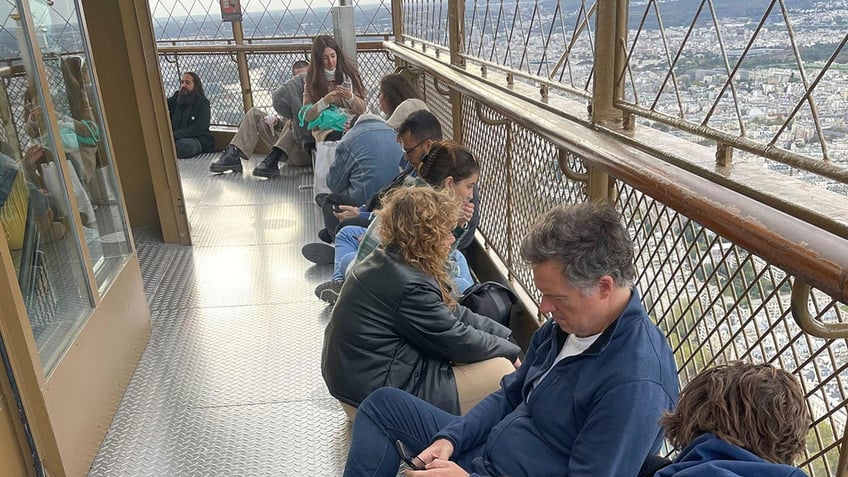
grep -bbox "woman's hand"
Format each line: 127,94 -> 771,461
334,84 -> 353,100
458,200 -> 474,227
322,90 -> 340,105
404,459 -> 469,477
514,357 -> 522,369
333,205 -> 360,220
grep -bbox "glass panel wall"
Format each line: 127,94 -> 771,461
0,0 -> 131,372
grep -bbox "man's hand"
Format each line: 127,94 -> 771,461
333,205 -> 360,220
458,200 -> 474,227
416,438 -> 454,465
404,459 -> 469,477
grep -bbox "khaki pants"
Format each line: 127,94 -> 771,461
453,357 -> 515,415
337,357 -> 515,420
230,107 -> 311,166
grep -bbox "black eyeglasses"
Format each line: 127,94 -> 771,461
402,139 -> 429,155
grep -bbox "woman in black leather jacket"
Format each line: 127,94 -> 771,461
322,186 -> 520,417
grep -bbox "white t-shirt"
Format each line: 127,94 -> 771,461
532,332 -> 601,392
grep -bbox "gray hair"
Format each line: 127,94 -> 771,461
520,202 -> 636,291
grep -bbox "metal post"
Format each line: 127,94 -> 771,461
588,0 -> 628,200
592,0 -> 627,128
391,0 -> 403,41
231,20 -> 253,112
447,0 -> 465,141
332,6 -> 358,69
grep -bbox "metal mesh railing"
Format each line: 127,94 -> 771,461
618,181 -> 847,475
444,81 -> 847,475
619,0 -> 848,193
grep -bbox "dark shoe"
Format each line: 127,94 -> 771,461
252,154 -> 281,178
209,145 -> 243,173
318,228 -> 333,244
315,280 -> 343,305
302,242 -> 334,265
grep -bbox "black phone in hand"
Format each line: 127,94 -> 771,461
395,440 -> 425,470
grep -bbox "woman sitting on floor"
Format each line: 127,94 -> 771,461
321,186 -> 520,419
313,140 -> 480,305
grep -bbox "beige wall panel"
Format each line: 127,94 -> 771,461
82,0 -> 159,228
0,391 -> 30,476
42,256 -> 150,477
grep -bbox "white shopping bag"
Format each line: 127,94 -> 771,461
313,140 -> 338,200
41,160 -> 96,225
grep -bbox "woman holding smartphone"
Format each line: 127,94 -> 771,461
302,35 -> 367,142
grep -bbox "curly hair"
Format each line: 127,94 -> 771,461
417,140 -> 479,187
660,361 -> 809,465
379,74 -> 420,115
519,201 -> 635,293
306,35 -> 365,100
378,187 -> 460,307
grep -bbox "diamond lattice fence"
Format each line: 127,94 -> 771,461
464,0 -> 597,96
618,181 -> 847,476
622,0 -> 848,189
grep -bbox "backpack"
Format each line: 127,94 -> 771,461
458,281 -> 518,327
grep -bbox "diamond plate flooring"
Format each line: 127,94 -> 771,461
88,153 -> 352,476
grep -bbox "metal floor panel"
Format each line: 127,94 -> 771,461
89,154 -> 350,476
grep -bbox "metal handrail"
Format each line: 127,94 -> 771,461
385,40 -> 848,318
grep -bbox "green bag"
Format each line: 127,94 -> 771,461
298,103 -> 348,132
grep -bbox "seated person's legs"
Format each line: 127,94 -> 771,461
453,357 -> 515,415
175,137 -> 203,159
210,107 -> 269,173
344,387 -> 462,477
313,225 -> 367,304
273,120 -> 312,167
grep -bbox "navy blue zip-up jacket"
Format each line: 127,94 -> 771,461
435,289 -> 679,476
656,433 -> 808,477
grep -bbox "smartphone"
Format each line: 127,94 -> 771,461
333,204 -> 344,213
395,440 -> 425,470
342,78 -> 352,90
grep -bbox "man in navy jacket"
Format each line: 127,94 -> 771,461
342,202 -> 680,477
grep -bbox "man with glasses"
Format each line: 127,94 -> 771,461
302,109 -> 443,274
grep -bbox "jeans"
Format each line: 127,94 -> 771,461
343,387 -> 483,477
333,225 -> 367,282
175,138 -> 203,158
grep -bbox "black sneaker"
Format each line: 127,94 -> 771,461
315,280 -> 343,305
318,228 -> 333,244
301,242 -> 334,265
210,145 -> 243,173
253,148 -> 285,178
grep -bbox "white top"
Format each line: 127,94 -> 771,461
531,332 -> 601,392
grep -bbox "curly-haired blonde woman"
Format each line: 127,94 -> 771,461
322,187 -> 519,419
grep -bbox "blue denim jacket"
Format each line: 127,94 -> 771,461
327,116 -> 403,204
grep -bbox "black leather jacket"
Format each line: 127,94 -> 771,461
322,248 -> 521,414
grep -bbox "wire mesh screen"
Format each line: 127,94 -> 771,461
617,181 -> 847,476
458,93 -> 588,304
149,0 -> 393,43
417,72 -> 453,140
